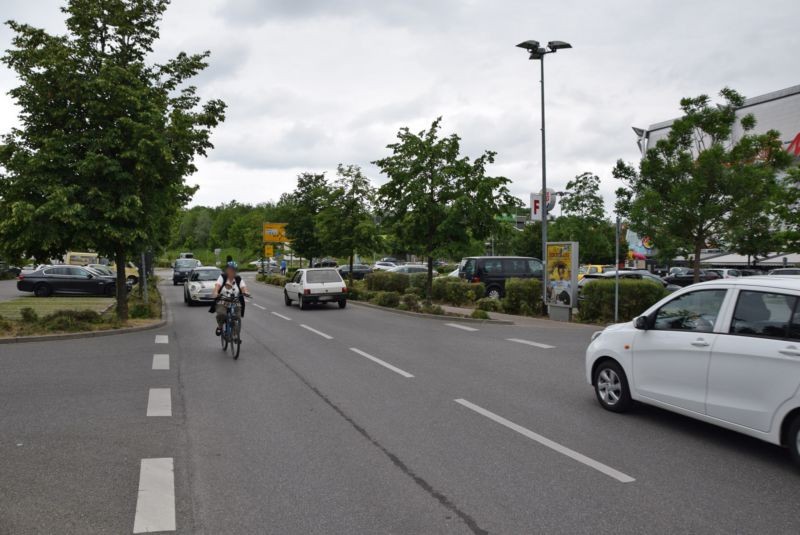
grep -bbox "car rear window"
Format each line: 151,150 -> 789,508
193,269 -> 221,281
175,259 -> 198,268
306,270 -> 343,283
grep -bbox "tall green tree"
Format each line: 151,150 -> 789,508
282,172 -> 330,266
316,164 -> 381,282
559,172 -> 605,222
374,118 -> 519,302
614,88 -> 791,281
0,0 -> 225,318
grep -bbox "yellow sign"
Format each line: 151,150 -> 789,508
264,245 -> 274,257
546,242 -> 578,307
263,222 -> 288,243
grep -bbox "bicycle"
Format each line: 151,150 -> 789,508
217,296 -> 243,359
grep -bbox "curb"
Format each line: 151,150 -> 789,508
0,294 -> 168,345
348,299 -> 514,325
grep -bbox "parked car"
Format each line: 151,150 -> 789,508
387,264 -> 438,276
0,261 -> 21,277
17,265 -> 122,297
739,269 -> 762,277
380,257 -> 399,264
578,270 -> 680,297
254,258 -> 278,274
708,268 -> 742,279
663,269 -> 720,287
179,252 -> 194,259
87,264 -> 115,277
586,277 -> 800,466
769,268 -> 800,276
372,261 -> 397,271
338,264 -> 373,280
459,256 -> 544,299
313,258 -> 338,268
284,268 -> 348,310
184,267 -> 222,305
579,264 -> 616,281
172,258 -> 202,285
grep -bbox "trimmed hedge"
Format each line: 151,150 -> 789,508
501,278 -> 543,316
258,274 -> 287,286
476,297 -> 504,312
371,291 -> 401,308
366,271 -> 409,293
579,279 -> 667,324
430,278 -> 484,306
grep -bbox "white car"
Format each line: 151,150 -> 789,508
769,268 -> 800,277
586,277 -> 800,466
284,268 -> 348,310
183,267 -> 222,305
372,261 -> 397,271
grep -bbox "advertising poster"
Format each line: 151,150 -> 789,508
546,242 -> 578,307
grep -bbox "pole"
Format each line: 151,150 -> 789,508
539,54 -> 548,307
140,251 -> 149,305
614,217 -> 620,323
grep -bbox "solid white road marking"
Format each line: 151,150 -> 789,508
133,458 -> 176,533
252,303 -> 266,310
300,324 -> 333,340
146,388 -> 172,417
507,338 -> 555,349
152,354 -> 169,370
154,335 -> 168,344
271,312 -> 291,321
454,398 -> 635,483
349,348 -> 414,378
445,323 -> 478,332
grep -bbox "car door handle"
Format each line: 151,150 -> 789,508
691,340 -> 710,347
779,348 -> 800,358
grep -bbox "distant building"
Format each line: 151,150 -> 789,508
633,84 -> 800,158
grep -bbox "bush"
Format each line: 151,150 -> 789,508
366,271 -> 409,293
20,307 -> 38,322
408,273 -> 428,297
428,278 -> 483,306
371,291 -> 401,308
476,297 -> 504,312
39,309 -> 103,331
501,278 -> 543,316
0,314 -> 11,332
401,292 -> 421,312
258,274 -> 287,286
470,309 -> 490,320
579,279 -> 667,324
347,281 -> 367,301
421,303 -> 444,315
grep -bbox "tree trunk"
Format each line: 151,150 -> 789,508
693,238 -> 702,284
348,253 -> 354,286
426,255 -> 434,305
115,248 -> 128,321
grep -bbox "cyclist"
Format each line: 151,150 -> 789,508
211,261 -> 250,336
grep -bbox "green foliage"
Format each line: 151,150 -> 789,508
578,279 -> 667,324
281,173 -> 330,266
365,271 -> 409,293
401,292 -> 421,312
316,164 -> 381,277
374,118 -> 521,302
421,303 -> 444,315
501,278 -> 543,316
258,274 -> 287,286
408,273 -> 428,297
476,297 -> 504,312
20,307 -> 37,323
614,87 -> 792,280
429,278 -> 483,305
0,0 -> 226,320
371,291 -> 401,308
471,309 -> 490,320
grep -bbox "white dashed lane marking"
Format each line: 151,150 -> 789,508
445,323 -> 478,332
507,338 -> 555,349
349,348 -> 414,378
154,335 -> 168,344
133,457 -> 176,533
252,303 -> 266,310
454,398 -> 634,483
152,354 -> 169,370
146,388 -> 172,417
300,324 -> 333,340
271,312 -> 291,321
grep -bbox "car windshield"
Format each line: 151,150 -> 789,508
306,270 -> 342,283
192,269 -> 221,281
175,259 -> 198,268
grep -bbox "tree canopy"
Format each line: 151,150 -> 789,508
0,0 -> 225,318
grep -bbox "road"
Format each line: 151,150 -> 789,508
0,278 -> 19,302
2,273 -> 799,534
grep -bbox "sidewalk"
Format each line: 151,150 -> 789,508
439,304 -> 599,330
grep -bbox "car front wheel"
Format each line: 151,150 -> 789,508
284,291 -> 292,306
593,360 -> 632,412
788,414 -> 800,468
34,283 -> 52,297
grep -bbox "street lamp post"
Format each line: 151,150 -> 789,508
516,39 -> 572,306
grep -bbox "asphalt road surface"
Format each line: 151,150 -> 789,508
0,278 -> 20,302
2,273 -> 799,534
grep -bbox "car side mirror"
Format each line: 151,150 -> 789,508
633,316 -> 649,330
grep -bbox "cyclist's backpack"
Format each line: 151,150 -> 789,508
208,275 -> 246,317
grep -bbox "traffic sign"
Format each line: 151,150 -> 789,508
264,244 -> 274,257
262,222 -> 287,243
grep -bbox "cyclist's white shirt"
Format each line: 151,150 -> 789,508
216,275 -> 247,299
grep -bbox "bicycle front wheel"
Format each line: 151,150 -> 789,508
220,325 -> 228,351
230,319 -> 241,359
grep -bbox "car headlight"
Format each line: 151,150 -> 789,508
590,330 -> 603,342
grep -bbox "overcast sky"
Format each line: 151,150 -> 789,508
1,0 -> 798,211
